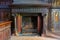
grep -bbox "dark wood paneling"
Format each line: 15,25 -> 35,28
0,0 -> 12,2
0,0 -> 12,5
0,9 -> 11,21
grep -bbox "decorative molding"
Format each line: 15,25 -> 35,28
12,8 -> 48,14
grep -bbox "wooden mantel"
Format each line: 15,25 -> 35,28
9,3 -> 51,8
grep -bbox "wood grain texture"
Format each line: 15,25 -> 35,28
0,21 -> 12,27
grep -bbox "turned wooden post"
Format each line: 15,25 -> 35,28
37,16 -> 41,33
16,15 -> 22,34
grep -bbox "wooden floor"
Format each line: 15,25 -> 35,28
10,36 -> 58,40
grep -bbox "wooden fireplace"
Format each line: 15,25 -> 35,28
9,3 -> 51,36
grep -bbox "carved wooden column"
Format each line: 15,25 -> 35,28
16,14 -> 22,34
37,16 -> 41,33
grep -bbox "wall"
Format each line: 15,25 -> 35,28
0,0 -> 12,22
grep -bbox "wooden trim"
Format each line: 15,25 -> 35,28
0,21 -> 12,28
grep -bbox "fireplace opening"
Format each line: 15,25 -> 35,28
31,16 -> 37,29
21,13 -> 43,36
22,16 -> 38,36
11,13 -> 43,36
